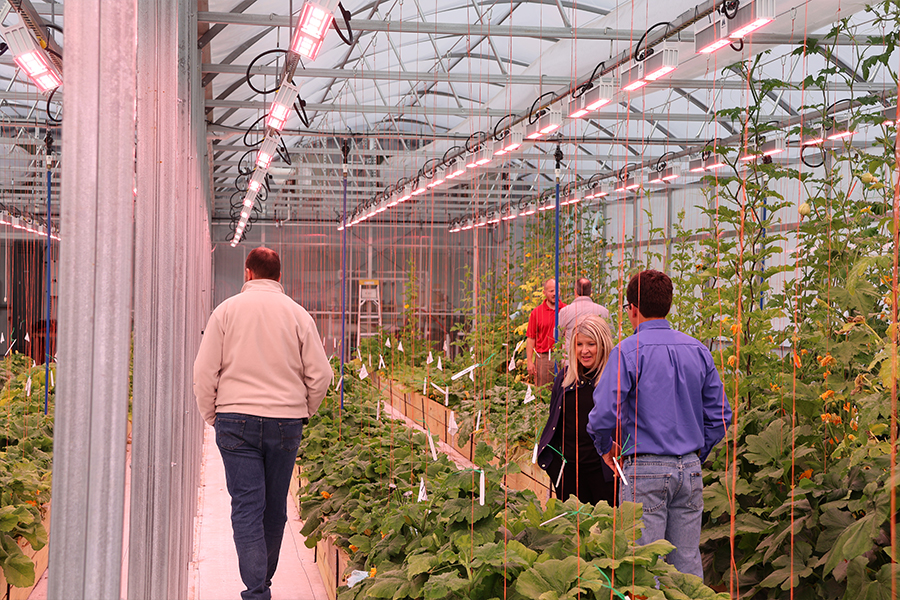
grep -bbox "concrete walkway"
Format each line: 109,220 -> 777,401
189,423 -> 328,600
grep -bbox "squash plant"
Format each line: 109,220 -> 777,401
0,355 -> 54,589
298,378 -> 728,600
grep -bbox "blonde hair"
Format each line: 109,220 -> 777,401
561,315 -> 614,388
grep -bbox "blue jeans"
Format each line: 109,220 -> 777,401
215,413 -> 306,600
619,453 -> 704,579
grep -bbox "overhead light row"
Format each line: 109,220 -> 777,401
1,23 -> 62,92
290,0 -> 340,61
0,210 -> 59,240
695,0 -> 775,54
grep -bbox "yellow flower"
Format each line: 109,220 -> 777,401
349,545 -> 359,553
370,567 -> 377,577
606,251 -> 613,258
727,355 -> 738,368
404,304 -> 409,309
817,353 -> 836,367
770,383 -> 781,392
820,389 -> 834,401
730,323 -> 741,336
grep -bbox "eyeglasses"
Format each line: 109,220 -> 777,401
623,302 -> 633,311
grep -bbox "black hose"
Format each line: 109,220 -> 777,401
528,91 -> 557,125
46,87 -> 61,123
633,22 -> 672,62
246,49 -> 289,95
332,3 -> 354,45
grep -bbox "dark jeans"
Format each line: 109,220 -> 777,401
215,413 -> 306,600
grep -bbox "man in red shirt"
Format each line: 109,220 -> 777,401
526,278 -> 566,387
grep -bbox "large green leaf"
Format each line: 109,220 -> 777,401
0,533 -> 35,588
823,504 -> 889,575
514,556 -> 581,598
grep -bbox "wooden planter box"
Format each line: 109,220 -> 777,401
293,465 -> 351,600
0,503 -> 50,600
371,377 -> 550,501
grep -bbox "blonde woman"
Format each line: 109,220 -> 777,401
537,315 -> 616,505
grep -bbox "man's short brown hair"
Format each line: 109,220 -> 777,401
626,270 -> 672,318
246,247 -> 281,280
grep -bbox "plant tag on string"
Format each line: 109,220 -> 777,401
532,443 -> 539,464
523,385 -> 535,404
479,470 -> 485,506
50,370 -> 54,388
378,355 -> 386,370
25,376 -> 31,397
426,429 -> 438,461
468,369 -> 474,382
514,339 -> 525,356
334,376 -> 343,389
368,354 -> 372,367
359,364 -> 369,380
443,339 -> 450,355
508,357 -> 516,371
397,340 -> 404,353
385,337 -> 391,348
613,456 -> 629,486
4,342 -> 14,357
451,364 -> 477,381
447,411 -> 459,436
431,382 -> 449,406
0,334 -> 4,344
24,333 -> 29,343
376,400 -> 381,421
475,410 -> 481,432
417,477 -> 428,502
555,459 -> 566,490
422,377 -> 427,395
436,356 -> 442,371
356,347 -> 362,361
426,351 -> 433,365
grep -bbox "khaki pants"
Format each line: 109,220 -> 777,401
535,353 -> 553,387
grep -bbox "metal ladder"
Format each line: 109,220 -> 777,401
357,279 -> 382,344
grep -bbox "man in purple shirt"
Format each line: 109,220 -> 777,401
587,270 -> 732,579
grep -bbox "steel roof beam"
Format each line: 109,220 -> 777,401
196,12 -> 869,46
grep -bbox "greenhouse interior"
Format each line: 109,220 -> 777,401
0,0 -> 897,598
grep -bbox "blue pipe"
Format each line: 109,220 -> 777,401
554,177 -> 560,377
44,156 -> 51,415
340,162 -> 347,410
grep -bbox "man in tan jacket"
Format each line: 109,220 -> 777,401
193,247 -> 332,600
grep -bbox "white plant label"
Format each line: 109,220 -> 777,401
385,337 -> 391,348
475,410 -> 481,432
523,385 -> 535,404
426,351 -> 434,364
451,364 -> 477,381
479,470 -> 485,506
532,443 -> 539,464
4,342 -> 14,357
379,354 -> 386,370
443,339 -> 450,354
422,377 -> 427,395
468,369 -> 474,382
514,339 -> 525,356
508,357 -> 516,371
334,376 -> 343,389
357,347 -> 362,361
359,364 -> 369,380
436,356 -> 442,371
24,333 -> 30,342
0,334 -> 4,344
613,456 -> 629,487
555,459 -> 565,490
427,429 -> 438,461
25,376 -> 31,397
376,400 -> 381,421
417,477 -> 428,502
397,340 -> 404,353
50,370 -> 54,388
447,411 -> 459,436
431,382 -> 449,406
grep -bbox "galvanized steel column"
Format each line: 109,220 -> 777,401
129,0 -> 210,598
48,1 -> 136,599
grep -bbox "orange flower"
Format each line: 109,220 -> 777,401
851,421 -> 858,431
824,370 -> 831,379
798,469 -> 813,480
349,545 -> 359,553
770,383 -> 781,392
369,567 -> 377,577
728,355 -> 738,368
843,402 -> 851,412
793,353 -> 802,368
801,349 -> 809,355
321,491 -> 332,499
820,389 -> 834,401
817,353 -> 836,367
820,413 -> 829,422
731,323 -> 741,336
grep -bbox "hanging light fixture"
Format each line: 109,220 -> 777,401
445,157 -> 467,179
290,0 -> 341,60
688,158 -> 707,173
695,16 -> 731,54
495,125 -> 525,155
649,165 -> 681,183
256,134 -> 279,170
266,83 -> 300,131
728,0 -> 776,39
643,44 -> 679,81
427,167 -> 446,188
568,78 -> 616,118
620,62 -> 647,92
2,24 -> 62,92
525,108 -> 563,140
826,117 -> 855,140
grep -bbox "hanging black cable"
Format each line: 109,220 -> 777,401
528,91 -> 557,124
492,114 -> 515,139
441,145 -> 463,163
465,131 -> 487,153
331,3 -> 354,45
243,115 -> 267,148
46,87 -> 61,123
633,22 -> 672,62
246,48 -> 289,95
655,151 -> 675,172
293,98 -> 311,128
800,143 -> 825,168
720,0 -> 740,19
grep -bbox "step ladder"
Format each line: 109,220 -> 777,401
357,279 -> 382,344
